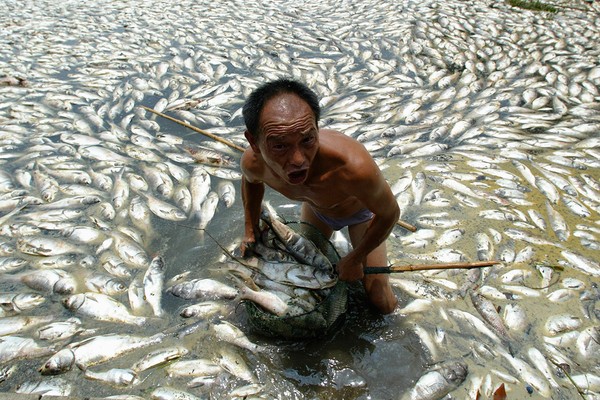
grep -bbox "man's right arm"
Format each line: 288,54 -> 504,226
241,167 -> 265,256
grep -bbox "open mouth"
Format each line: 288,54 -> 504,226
287,170 -> 307,184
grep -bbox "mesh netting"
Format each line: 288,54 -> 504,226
244,221 -> 348,339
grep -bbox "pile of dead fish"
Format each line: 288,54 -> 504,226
223,205 -> 338,319
1,0 -> 600,398
169,205 -> 341,340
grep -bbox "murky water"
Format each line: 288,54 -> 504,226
1,0 -> 600,398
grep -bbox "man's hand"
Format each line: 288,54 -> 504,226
336,254 -> 365,281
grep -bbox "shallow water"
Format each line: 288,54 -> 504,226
1,0 -> 600,398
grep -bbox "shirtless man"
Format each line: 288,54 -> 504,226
240,79 -> 399,314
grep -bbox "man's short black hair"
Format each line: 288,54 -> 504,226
243,78 -> 320,138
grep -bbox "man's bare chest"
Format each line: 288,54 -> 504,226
265,177 -> 355,211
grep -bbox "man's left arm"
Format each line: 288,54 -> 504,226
336,167 -> 400,281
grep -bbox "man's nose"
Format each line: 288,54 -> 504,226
290,146 -> 306,166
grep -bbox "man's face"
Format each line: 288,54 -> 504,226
251,93 -> 319,185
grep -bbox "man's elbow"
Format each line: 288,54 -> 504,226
378,202 -> 400,231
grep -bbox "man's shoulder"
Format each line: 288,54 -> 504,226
241,148 -> 265,181
319,131 -> 377,182
320,129 -> 366,155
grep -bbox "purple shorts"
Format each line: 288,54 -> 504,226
311,207 -> 374,231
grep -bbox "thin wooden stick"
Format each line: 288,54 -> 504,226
546,357 -> 587,400
396,219 -> 417,232
141,105 -> 246,153
364,260 -> 500,274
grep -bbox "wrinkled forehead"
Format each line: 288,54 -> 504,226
259,93 -> 315,129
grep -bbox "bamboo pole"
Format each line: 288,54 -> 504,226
141,105 -> 246,153
396,219 -> 417,232
363,260 -> 501,274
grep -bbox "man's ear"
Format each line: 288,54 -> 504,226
244,130 -> 260,154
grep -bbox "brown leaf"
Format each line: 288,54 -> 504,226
493,383 -> 507,400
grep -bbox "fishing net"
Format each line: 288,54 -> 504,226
244,221 -> 348,339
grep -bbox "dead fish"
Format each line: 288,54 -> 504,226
217,180 -> 235,208
0,336 -> 55,364
131,345 -> 189,373
168,278 -> 238,300
561,250 -> 600,277
150,387 -> 202,400
137,190 -> 187,222
63,292 -> 148,326
16,378 -> 73,397
17,236 -> 87,256
470,292 -> 511,342
36,317 -> 95,342
545,201 -> 569,242
40,332 -> 166,374
143,255 -> 166,317
12,269 -> 77,295
212,320 -> 266,353
83,367 -> 139,387
402,360 -> 468,400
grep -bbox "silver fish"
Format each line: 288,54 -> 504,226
403,361 -> 468,400
217,180 -> 236,208
141,163 -> 174,198
15,268 -> 77,295
179,300 -> 230,319
234,281 -> 301,317
83,367 -> 140,387
63,292 -> 148,326
16,378 -> 73,396
164,359 -> 223,377
544,314 -> 582,336
84,272 -> 127,296
212,320 -> 266,353
0,315 -> 54,336
545,201 -> 569,241
143,255 -> 166,317
470,292 -> 511,342
0,336 -> 55,364
138,190 -> 187,222
496,347 -> 551,398
36,317 -> 95,342
127,275 -> 147,315
32,168 -> 59,202
228,256 -> 337,290
189,166 -> 211,221
40,332 -> 165,374
261,203 -> 333,274
111,167 -> 129,210
131,345 -> 189,373
502,303 -> 529,333
0,292 -> 45,314
111,231 -> 150,269
128,195 -> 154,235
197,190 -> 219,230
173,184 -> 192,214
168,278 -> 238,300
561,250 -> 600,277
0,256 -> 28,273
17,235 -> 86,256
218,345 -> 256,383
150,387 -> 202,400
